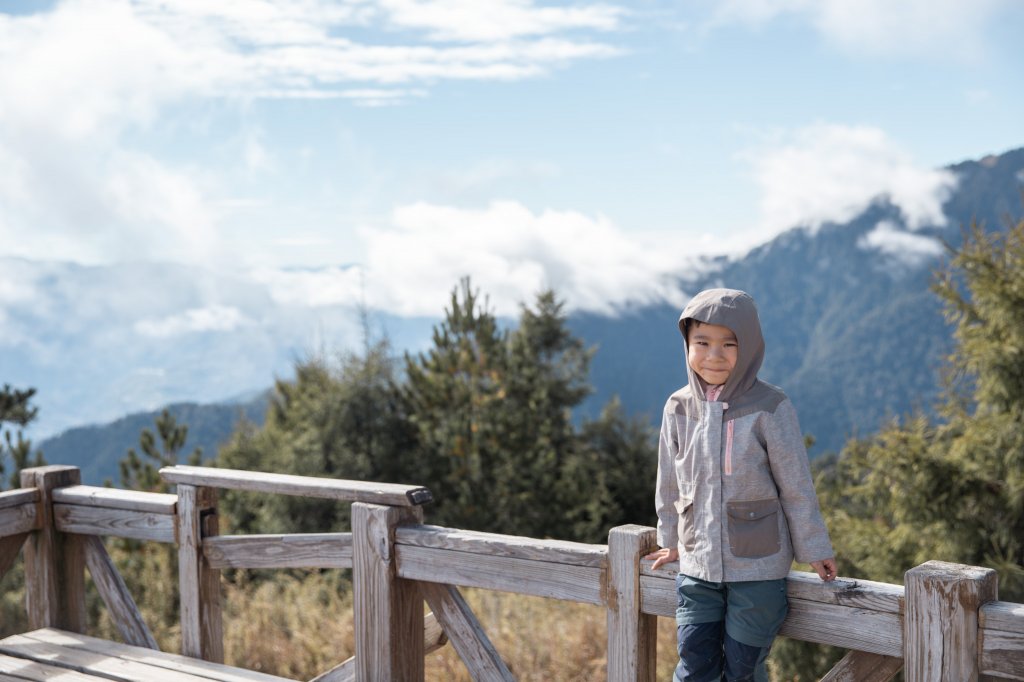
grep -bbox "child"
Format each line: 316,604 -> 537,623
645,288 -> 836,681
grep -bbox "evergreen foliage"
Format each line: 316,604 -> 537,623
772,216 -> 1024,679
215,278 -> 655,544
218,338 -> 418,535
90,409 -> 210,648
118,409 -> 202,492
0,384 -> 44,490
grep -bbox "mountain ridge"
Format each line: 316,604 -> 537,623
19,145 -> 1024,481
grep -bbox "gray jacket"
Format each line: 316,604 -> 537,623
655,289 -> 834,582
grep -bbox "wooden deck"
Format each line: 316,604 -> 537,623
0,629 -> 297,682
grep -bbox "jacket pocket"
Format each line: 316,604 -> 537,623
726,498 -> 781,558
674,498 -> 696,552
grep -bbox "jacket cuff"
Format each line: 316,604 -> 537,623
656,526 -> 677,551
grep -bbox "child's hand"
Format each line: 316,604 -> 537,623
644,547 -> 678,570
810,557 -> 837,582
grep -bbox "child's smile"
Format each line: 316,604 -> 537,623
687,321 -> 738,387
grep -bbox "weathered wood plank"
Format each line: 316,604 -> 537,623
784,571 -> 904,613
419,581 -> 514,682
52,486 -> 177,514
16,628 -> 296,682
0,503 -> 38,538
980,627 -> 1024,680
642,563 -> 905,614
178,485 -> 202,661
203,533 -> 353,570
82,535 -> 159,650
904,561 -> 998,682
0,651 -> 101,681
0,533 -> 27,582
0,633 -> 185,681
0,487 -> 38,511
639,574 -> 675,617
395,524 -> 607,568
396,544 -> 606,605
607,525 -> 656,682
781,598 -> 903,657
308,612 -> 447,682
819,651 -> 903,682
160,466 -> 432,506
640,565 -> 907,658
177,485 -> 223,663
20,466 -> 86,633
352,502 -> 424,682
54,503 -> 176,543
981,600 -> 1024,634
199,499 -> 224,664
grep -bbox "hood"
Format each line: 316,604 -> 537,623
678,288 -> 765,403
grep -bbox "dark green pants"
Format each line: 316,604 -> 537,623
673,573 -> 788,681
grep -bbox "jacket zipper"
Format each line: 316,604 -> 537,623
723,402 -> 734,476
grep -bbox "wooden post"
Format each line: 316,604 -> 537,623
904,560 -> 998,681
176,484 -> 223,662
352,502 -> 424,682
607,525 -> 657,682
20,465 -> 86,632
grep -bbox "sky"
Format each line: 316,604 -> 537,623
1,0 -> 1023,436
2,0 -> 1022,317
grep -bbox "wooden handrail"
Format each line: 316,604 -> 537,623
160,465 -> 433,506
6,465 -> 1024,682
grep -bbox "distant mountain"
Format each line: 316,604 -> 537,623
24,146 -> 1024,478
38,394 -> 268,485
575,147 -> 1024,455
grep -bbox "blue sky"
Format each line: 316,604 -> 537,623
1,0 -> 1022,316
1,1 -> 1023,436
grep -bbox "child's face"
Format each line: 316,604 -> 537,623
687,321 -> 738,387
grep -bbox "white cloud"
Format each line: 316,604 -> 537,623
135,305 -> 250,337
0,0 -> 626,268
257,200 -> 697,317
118,0 -> 625,95
740,124 -> 956,244
253,267 -> 365,308
709,0 -> 1013,60
857,220 -> 945,268
378,0 -> 624,42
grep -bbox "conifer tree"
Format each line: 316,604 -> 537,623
773,216 -> 1024,679
403,278 -> 510,533
96,409 -> 204,647
0,385 -> 44,490
119,409 -> 202,493
402,279 -> 654,541
218,337 -> 417,535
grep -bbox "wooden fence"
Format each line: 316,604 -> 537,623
1,464 -> 1022,681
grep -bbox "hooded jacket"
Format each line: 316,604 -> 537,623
655,289 -> 833,582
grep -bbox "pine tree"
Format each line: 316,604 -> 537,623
402,280 -> 655,541
772,216 -> 1024,679
0,385 -> 44,490
118,409 -> 202,493
94,410 -> 205,648
217,337 -> 417,536
403,278 -> 510,533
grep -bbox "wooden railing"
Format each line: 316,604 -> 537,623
1,464 -> 1022,681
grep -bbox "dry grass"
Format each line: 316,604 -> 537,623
212,572 -> 681,681
221,571 -> 356,680
424,588 -> 681,681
